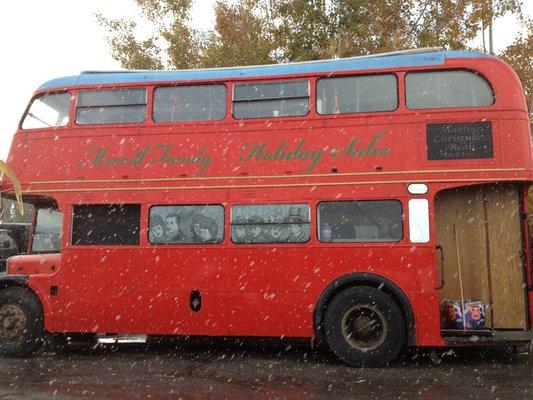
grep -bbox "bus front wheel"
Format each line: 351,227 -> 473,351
324,286 -> 405,367
0,287 -> 45,357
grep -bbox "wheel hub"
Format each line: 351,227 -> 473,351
341,304 -> 387,351
3,317 -> 15,330
0,304 -> 27,342
353,315 -> 376,335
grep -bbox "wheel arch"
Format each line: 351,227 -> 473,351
313,272 -> 416,346
0,275 -> 30,291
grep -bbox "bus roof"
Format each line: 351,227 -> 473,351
39,50 -> 493,90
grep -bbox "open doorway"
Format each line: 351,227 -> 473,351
435,184 -> 527,330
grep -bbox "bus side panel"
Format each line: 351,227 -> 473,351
500,118 -> 533,170
47,248 -> 230,335
226,291 -> 317,337
406,293 -> 443,346
223,247 -> 317,337
309,245 -> 443,346
224,244 -> 443,345
25,236 -> 444,345
401,121 -> 422,171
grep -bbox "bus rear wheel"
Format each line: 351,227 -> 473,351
0,287 -> 45,357
324,286 -> 405,367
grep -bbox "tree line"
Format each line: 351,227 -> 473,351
97,0 -> 530,108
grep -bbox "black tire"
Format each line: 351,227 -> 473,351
45,333 -> 69,353
324,286 -> 406,367
0,287 -> 45,357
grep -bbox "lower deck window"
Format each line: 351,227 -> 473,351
231,204 -> 310,244
149,205 -> 223,244
318,200 -> 402,242
71,204 -> 140,245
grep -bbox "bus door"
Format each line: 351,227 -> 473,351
435,184 -> 528,330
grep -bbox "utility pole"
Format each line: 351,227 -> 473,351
488,19 -> 494,54
482,19 -> 486,53
488,0 -> 494,54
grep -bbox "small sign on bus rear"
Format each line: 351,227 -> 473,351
426,121 -> 493,160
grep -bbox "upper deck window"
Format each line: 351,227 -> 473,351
153,85 -> 226,122
21,92 -> 70,130
317,74 -> 397,114
406,70 -> 494,109
233,80 -> 309,119
76,88 -> 146,125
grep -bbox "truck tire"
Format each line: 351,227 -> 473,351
0,287 -> 45,357
324,286 -> 405,367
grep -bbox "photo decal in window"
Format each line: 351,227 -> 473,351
149,205 -> 223,244
231,204 -> 310,244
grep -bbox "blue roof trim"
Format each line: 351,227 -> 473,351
39,51 -> 492,90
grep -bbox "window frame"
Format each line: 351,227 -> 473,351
316,199 -> 404,244
232,79 -> 311,120
315,73 -> 399,116
148,204 -> 225,245
404,69 -> 495,110
74,87 -> 148,126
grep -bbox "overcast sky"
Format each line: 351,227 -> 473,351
0,0 -> 530,160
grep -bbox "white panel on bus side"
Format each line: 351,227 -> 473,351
408,199 -> 430,243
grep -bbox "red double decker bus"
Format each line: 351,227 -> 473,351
0,49 -> 531,366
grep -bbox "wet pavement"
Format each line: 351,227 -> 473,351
0,339 -> 531,400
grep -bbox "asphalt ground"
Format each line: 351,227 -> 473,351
0,338 -> 531,400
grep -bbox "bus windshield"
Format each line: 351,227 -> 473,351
22,92 -> 70,129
